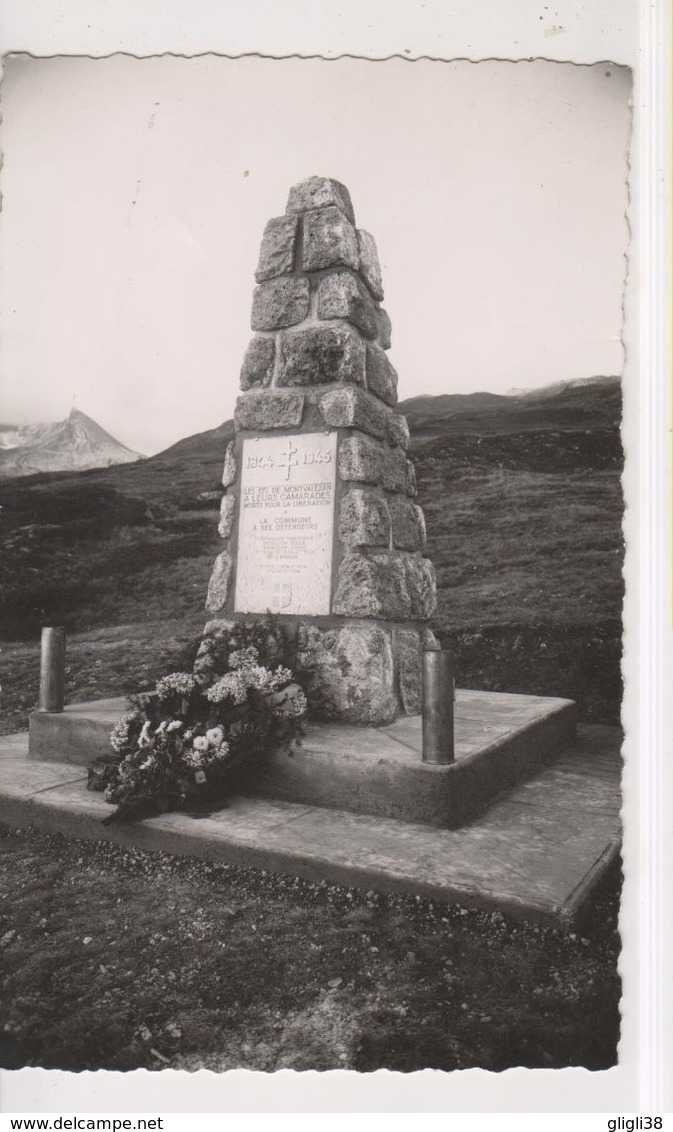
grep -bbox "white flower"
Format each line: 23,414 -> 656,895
109,711 -> 139,753
206,673 -> 248,705
167,720 -> 183,733
244,665 -> 274,691
155,721 -> 167,735
228,646 -> 259,670
193,735 -> 209,752
206,726 -> 225,747
155,672 -> 198,700
270,665 -> 293,690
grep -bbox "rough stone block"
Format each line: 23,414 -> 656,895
221,442 -> 237,488
277,324 -> 366,387
255,215 -> 299,282
295,622 -> 398,724
240,336 -> 275,390
332,548 -> 435,621
339,488 -> 391,548
338,434 -> 386,486
384,447 -> 412,494
234,390 -> 305,431
394,627 -> 423,714
286,176 -> 355,223
319,385 -> 390,440
218,493 -> 236,539
302,206 -> 359,272
338,435 -> 411,493
205,552 -> 233,614
376,307 -> 392,350
366,343 -> 398,406
380,449 -> 416,495
357,230 -> 384,300
388,495 -> 426,550
404,555 -> 437,619
316,271 -> 377,338
404,457 -> 417,497
333,551 -> 411,619
387,413 -> 410,451
251,276 -> 310,331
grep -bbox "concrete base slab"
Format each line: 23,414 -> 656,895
29,698 -> 129,765
29,690 -> 577,828
243,691 -> 576,826
0,724 -> 621,926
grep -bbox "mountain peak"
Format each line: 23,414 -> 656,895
0,410 -> 143,480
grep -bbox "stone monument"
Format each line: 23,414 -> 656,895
25,175 -> 579,839
202,176 -> 438,725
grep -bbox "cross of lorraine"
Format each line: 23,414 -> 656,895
277,438 -> 299,481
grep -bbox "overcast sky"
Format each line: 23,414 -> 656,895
0,55 -> 631,455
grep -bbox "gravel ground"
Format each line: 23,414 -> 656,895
0,821 -> 621,1073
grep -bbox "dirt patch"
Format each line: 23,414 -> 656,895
0,822 -> 621,1073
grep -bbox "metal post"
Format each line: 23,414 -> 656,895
422,648 -> 455,764
39,627 -> 66,713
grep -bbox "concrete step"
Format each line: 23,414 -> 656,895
29,689 -> 577,828
0,724 -> 622,926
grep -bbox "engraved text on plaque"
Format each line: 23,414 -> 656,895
234,432 -> 338,616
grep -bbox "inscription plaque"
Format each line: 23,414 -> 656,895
234,431 -> 338,616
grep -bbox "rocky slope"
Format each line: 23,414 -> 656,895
0,409 -> 142,479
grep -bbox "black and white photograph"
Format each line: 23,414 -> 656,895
0,19 -> 661,1112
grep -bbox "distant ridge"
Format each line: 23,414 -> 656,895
398,376 -> 621,446
0,408 -> 143,479
2,377 -> 619,482
151,419 -> 235,464
142,376 -> 622,466
508,375 -> 619,400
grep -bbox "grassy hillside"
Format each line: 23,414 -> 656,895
400,376 -> 622,444
0,380 -> 623,730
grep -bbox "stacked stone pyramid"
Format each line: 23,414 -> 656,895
204,176 -> 438,724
